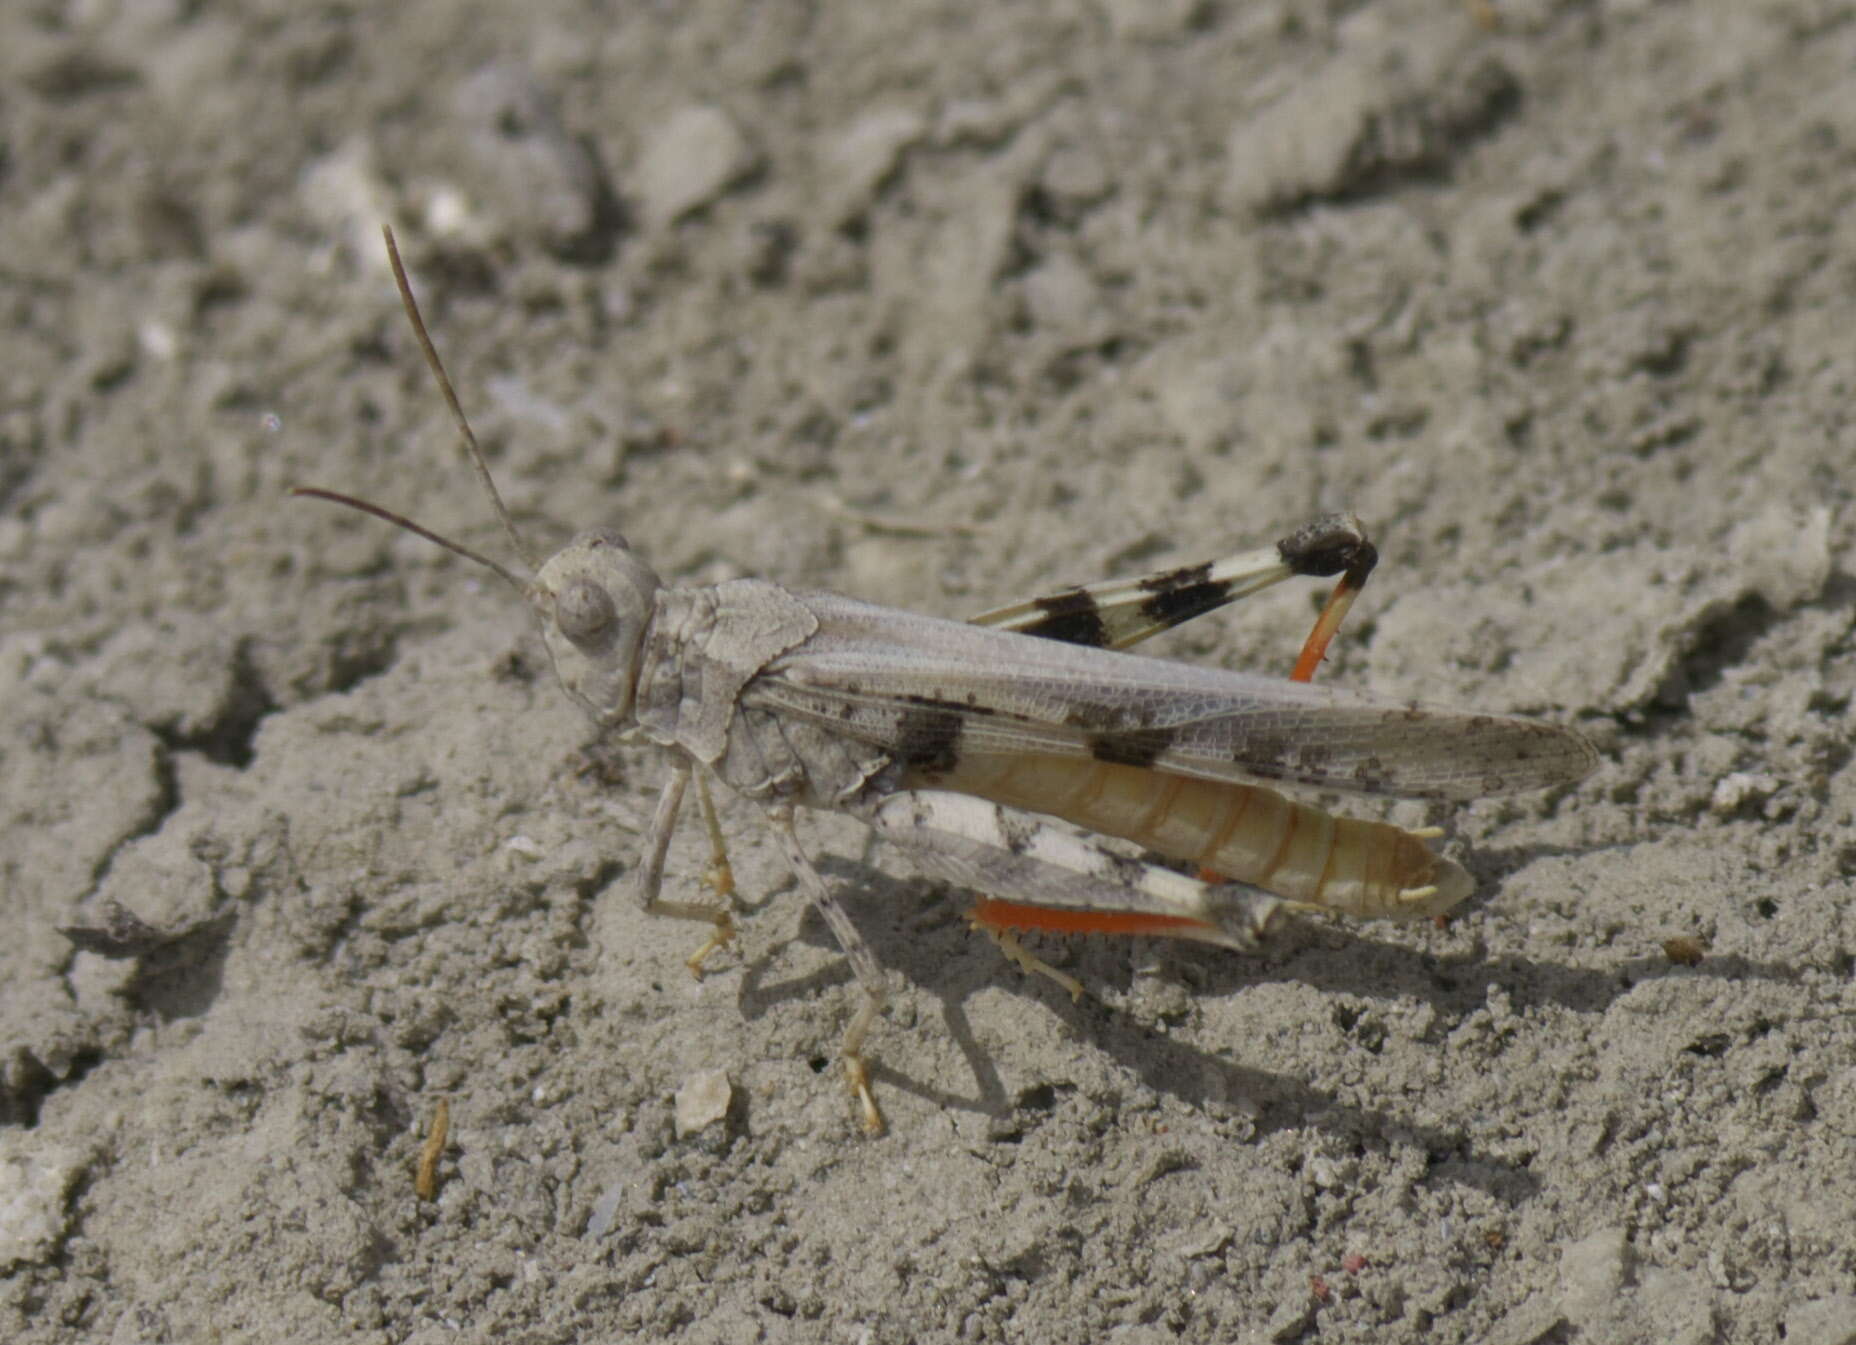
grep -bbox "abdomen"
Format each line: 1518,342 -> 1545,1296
912,753 -> 1470,919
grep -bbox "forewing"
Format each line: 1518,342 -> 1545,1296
749,594 -> 1597,801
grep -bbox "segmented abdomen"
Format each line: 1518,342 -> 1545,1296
912,754 -> 1470,918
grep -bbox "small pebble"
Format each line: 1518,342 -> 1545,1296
674,1069 -> 733,1138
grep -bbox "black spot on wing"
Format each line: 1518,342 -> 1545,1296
1062,699 -> 1126,732
1349,755 -> 1392,793
1231,728 -> 1397,792
1090,727 -> 1177,768
1021,589 -> 1110,648
894,696 -> 968,778
1231,729 -> 1294,781
1292,741 -> 1334,775
903,691 -> 994,717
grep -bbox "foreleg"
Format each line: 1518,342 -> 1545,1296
633,761 -> 737,978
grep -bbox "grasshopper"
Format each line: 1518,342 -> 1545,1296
299,228 -> 1597,1134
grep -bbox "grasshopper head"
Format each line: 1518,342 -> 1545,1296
296,229 -> 669,730
533,527 -> 661,725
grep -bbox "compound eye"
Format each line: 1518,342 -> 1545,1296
555,578 -> 618,650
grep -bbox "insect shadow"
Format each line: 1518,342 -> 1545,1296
730,843 -> 1797,1201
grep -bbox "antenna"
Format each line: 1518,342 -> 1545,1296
293,225 -> 542,593
290,486 -> 531,592
380,225 -> 539,573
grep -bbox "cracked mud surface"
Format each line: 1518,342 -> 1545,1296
3,3 -> 1854,1342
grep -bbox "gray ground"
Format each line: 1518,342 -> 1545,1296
3,2 -> 1854,1341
